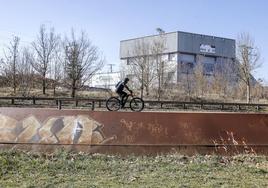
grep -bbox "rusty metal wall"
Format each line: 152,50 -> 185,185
0,107 -> 267,155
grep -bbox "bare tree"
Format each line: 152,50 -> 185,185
127,40 -> 156,98
32,24 -> 60,95
193,60 -> 207,98
49,49 -> 64,96
151,29 -> 167,101
251,78 -> 265,101
179,62 -> 195,98
63,30 -> 104,98
212,59 -> 237,99
2,36 -> 20,94
236,33 -> 260,103
18,48 -> 35,96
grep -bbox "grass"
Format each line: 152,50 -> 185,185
0,150 -> 267,187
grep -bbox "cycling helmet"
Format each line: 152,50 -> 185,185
124,78 -> 129,82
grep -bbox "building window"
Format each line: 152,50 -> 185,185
180,53 -> 195,62
203,63 -> 214,75
181,62 -> 194,74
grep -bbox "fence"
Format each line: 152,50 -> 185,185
0,96 -> 267,111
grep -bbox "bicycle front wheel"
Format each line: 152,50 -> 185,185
130,97 -> 144,112
106,97 -> 121,111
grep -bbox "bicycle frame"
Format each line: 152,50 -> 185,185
121,94 -> 132,108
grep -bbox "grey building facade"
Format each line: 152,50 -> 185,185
120,31 -> 236,82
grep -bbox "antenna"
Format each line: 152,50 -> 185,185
156,28 -> 165,35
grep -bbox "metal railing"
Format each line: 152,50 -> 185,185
145,100 -> 268,111
0,96 -> 105,110
0,96 -> 267,111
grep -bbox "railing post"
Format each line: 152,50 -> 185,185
58,100 -> 62,110
11,98 -> 14,105
256,105 -> 260,111
75,100 -> 78,107
99,101 -> 101,108
32,96 -> 36,105
91,101 -> 95,111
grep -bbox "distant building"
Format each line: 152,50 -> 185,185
88,71 -> 121,91
120,31 -> 236,83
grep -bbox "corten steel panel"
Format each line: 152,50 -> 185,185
0,107 -> 267,155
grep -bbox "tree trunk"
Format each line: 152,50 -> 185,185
157,76 -> 161,101
13,76 -> 16,94
13,63 -> 16,94
140,69 -> 144,99
246,82 -> 251,103
140,85 -> 144,99
161,61 -> 164,88
53,83 -> 56,96
71,80 -> 76,98
42,73 -> 46,94
146,85 -> 149,96
186,72 -> 191,97
71,88 -> 76,98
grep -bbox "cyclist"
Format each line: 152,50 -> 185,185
115,78 -> 133,107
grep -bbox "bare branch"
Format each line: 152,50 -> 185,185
236,32 -> 261,103
31,24 -> 60,94
63,30 -> 104,98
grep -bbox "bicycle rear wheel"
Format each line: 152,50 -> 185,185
130,97 -> 144,112
106,97 -> 121,111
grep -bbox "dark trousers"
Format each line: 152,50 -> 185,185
117,91 -> 127,106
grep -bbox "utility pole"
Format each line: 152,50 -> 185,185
107,64 -> 115,73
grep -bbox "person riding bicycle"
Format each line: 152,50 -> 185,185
115,78 -> 132,107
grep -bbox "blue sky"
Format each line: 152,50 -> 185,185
0,0 -> 267,81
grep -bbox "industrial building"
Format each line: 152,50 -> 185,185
120,31 -> 236,83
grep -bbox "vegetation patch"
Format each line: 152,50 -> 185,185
0,150 -> 267,187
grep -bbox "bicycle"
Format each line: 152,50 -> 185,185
106,93 -> 144,112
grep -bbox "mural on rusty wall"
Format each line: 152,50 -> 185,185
0,108 -> 267,154
0,114 -> 116,152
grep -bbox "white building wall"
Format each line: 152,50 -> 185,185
89,72 -> 121,91
120,32 -> 178,59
